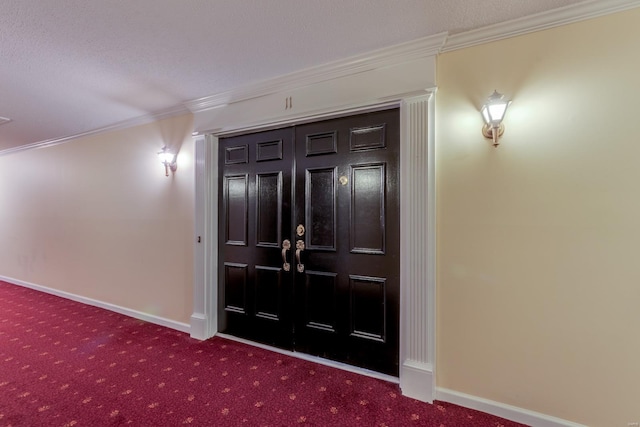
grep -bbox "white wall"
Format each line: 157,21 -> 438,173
0,114 -> 195,324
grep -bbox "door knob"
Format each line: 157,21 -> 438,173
295,239 -> 305,273
282,239 -> 291,272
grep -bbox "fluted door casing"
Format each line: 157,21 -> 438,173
399,94 -> 436,402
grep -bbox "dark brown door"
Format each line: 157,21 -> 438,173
218,127 -> 295,349
218,108 -> 400,375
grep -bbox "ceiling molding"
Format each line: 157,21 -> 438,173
185,32 -> 448,113
0,105 -> 190,157
443,0 -> 640,52
4,0 -> 638,157
186,0 -> 640,112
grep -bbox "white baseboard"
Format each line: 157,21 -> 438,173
189,313 -> 209,340
0,276 -> 191,334
436,388 -> 587,427
400,360 -> 435,403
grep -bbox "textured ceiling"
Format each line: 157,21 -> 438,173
0,0 -> 588,151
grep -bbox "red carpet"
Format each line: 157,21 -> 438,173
0,281 -> 527,426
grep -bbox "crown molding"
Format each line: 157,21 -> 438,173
443,0 -> 640,52
186,0 -> 640,111
0,105 -> 190,157
5,0 -> 637,156
185,32 -> 447,113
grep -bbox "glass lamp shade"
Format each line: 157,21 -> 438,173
158,150 -> 175,165
157,148 -> 178,176
481,91 -> 511,126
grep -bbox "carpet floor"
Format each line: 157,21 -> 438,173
0,281 -> 526,426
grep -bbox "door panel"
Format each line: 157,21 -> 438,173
305,167 -> 337,251
303,270 -> 338,333
218,128 -> 294,348
294,109 -> 400,376
224,175 -> 248,246
351,163 -> 386,254
305,131 -> 338,156
218,108 -> 399,375
349,274 -> 386,341
223,262 -> 248,314
255,266 -> 283,320
255,172 -> 282,247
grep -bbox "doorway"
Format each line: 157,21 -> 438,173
218,108 -> 400,376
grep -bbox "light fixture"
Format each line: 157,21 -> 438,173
158,146 -> 177,177
481,90 -> 511,147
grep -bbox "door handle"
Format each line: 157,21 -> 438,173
295,240 -> 305,273
282,239 -> 291,272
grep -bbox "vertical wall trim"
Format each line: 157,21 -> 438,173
191,135 -> 207,339
399,93 -> 436,402
191,134 -> 218,339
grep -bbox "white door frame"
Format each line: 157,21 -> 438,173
190,34 -> 442,402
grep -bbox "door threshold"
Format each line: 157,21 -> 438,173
215,332 -> 400,385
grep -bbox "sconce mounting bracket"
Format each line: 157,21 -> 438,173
482,123 -> 505,147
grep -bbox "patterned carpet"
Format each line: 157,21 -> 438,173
0,281 -> 527,426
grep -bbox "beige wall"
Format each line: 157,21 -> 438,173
436,8 -> 640,427
0,114 -> 195,324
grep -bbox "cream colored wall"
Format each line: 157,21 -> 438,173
0,114 -> 195,324
436,8 -> 640,427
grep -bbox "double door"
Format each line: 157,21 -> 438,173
218,108 -> 400,375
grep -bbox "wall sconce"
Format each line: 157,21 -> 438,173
481,90 -> 511,147
157,146 -> 177,177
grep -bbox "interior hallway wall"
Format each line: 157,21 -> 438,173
435,7 -> 640,427
0,114 -> 195,324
